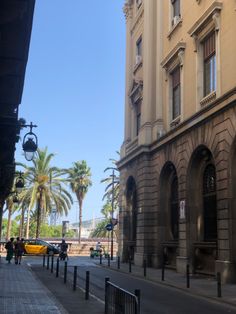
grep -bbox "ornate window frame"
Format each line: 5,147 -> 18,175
129,80 -> 143,138
188,1 -> 222,109
161,42 -> 186,128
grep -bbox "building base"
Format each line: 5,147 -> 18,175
215,260 -> 236,283
176,256 -> 189,274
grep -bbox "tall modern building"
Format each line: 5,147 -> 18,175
118,0 -> 236,282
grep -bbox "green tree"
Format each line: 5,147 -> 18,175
67,160 -> 92,243
101,154 -> 120,212
18,147 -> 73,238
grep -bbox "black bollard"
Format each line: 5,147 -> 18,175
135,289 -> 141,314
51,254 -> 54,273
47,254 -> 50,270
100,253 -> 102,265
105,277 -> 110,314
85,271 -> 90,300
186,264 -> 190,288
217,272 -> 222,298
73,266 -> 77,291
161,261 -> 165,281
143,259 -> 147,277
129,258 -> 132,273
64,261 -> 67,284
117,256 -> 120,269
43,255 -> 45,267
56,258 -> 59,278
108,254 -> 110,267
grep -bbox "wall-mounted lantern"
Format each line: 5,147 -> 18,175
22,122 -> 38,161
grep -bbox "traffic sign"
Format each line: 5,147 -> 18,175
105,223 -> 113,231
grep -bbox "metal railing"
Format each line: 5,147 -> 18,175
105,277 -> 140,314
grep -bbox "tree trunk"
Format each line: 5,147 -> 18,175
78,199 -> 83,244
19,207 -> 25,238
36,190 -> 42,238
26,207 -> 30,239
0,199 -> 5,241
6,208 -> 12,240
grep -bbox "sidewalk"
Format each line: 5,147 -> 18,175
0,256 -> 67,313
96,257 -> 236,307
0,256 -> 104,314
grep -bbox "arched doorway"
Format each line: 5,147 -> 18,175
123,176 -> 137,261
187,146 -> 217,275
159,162 -> 179,268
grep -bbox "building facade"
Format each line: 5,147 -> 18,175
118,0 -> 236,283
0,1 -> 35,237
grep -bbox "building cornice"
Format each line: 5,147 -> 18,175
161,42 -> 186,69
118,87 -> 236,170
188,1 -> 223,37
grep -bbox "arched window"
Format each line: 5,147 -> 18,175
203,164 -> 217,241
170,176 -> 179,240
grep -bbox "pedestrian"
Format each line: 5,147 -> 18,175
59,239 -> 68,261
96,241 -> 102,253
16,238 -> 25,265
14,237 -> 21,264
5,237 -> 14,264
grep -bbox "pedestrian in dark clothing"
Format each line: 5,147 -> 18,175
15,238 -> 25,265
5,238 -> 14,263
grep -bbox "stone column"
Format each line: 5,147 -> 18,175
121,3 -> 133,158
154,0 -> 164,140
139,0 -> 156,145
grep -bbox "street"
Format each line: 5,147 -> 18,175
26,255 -> 236,314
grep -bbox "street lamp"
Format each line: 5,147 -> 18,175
22,122 -> 38,161
15,172 -> 24,194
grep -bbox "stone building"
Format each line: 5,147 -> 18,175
118,0 -> 236,283
0,1 -> 35,236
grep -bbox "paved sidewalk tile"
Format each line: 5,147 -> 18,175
0,258 -> 67,314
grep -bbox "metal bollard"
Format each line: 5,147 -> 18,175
161,261 -> 165,281
108,254 -> 110,267
117,256 -> 120,269
105,277 -> 110,314
100,253 -> 102,265
217,272 -> 222,298
51,254 -> 54,273
43,255 -> 46,267
56,258 -> 59,278
85,271 -> 90,300
186,264 -> 190,288
47,254 -> 50,270
135,289 -> 141,314
73,266 -> 77,291
129,258 -> 132,273
143,259 -> 147,277
64,261 -> 67,284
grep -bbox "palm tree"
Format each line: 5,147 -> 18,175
101,154 -> 120,212
5,195 -> 19,240
18,147 -> 73,238
67,160 -> 92,243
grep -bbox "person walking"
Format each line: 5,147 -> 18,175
5,237 -> 14,264
14,237 -> 21,264
15,238 -> 25,265
59,239 -> 68,261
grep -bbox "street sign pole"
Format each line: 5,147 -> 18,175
111,170 -> 115,260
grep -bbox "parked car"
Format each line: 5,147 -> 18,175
23,239 -> 59,255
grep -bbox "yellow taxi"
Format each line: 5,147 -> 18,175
24,239 -> 60,255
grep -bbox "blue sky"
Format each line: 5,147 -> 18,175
15,0 -> 126,223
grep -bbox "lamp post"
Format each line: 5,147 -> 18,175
111,170 -> 115,260
22,122 -> 38,161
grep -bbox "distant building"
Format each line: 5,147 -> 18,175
71,218 -> 105,239
118,0 -> 236,283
